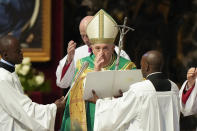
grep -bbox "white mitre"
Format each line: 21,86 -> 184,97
86,9 -> 118,45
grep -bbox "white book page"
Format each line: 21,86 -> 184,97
83,70 -> 143,100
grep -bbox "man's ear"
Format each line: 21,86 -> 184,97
91,45 -> 95,53
112,45 -> 115,50
1,50 -> 7,59
145,62 -> 149,72
146,63 -> 150,72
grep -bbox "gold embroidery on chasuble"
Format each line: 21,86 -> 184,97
69,60 -> 92,131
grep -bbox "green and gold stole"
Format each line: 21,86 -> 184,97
61,54 -> 136,131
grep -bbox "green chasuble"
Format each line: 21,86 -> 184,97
61,54 -> 136,131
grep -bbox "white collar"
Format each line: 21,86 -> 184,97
0,59 -> 15,67
146,72 -> 162,78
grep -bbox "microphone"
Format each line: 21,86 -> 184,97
64,61 -> 89,100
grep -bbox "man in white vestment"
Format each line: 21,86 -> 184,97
179,67 -> 197,116
56,16 -> 130,89
179,68 -> 197,131
0,35 -> 65,131
90,50 -> 180,131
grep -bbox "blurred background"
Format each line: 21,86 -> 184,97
1,0 -> 197,130
63,0 -> 196,86
64,0 -> 197,130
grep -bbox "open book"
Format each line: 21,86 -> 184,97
83,69 -> 144,100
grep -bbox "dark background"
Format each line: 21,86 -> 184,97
30,0 -> 197,130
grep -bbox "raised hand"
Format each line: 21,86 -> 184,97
114,90 -> 123,98
187,67 -> 197,88
94,52 -> 105,71
87,90 -> 99,104
54,96 -> 65,113
66,40 -> 76,64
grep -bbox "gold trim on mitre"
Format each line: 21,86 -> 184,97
90,38 -> 115,44
86,9 -> 118,45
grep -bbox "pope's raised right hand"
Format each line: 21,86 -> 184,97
94,52 -> 105,71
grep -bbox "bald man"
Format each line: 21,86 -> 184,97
0,35 -> 66,131
91,50 -> 180,131
56,16 -> 130,89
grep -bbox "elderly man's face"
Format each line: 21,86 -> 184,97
92,43 -> 115,66
80,31 -> 90,46
80,23 -> 90,46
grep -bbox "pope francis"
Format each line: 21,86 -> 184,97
60,9 -> 136,131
